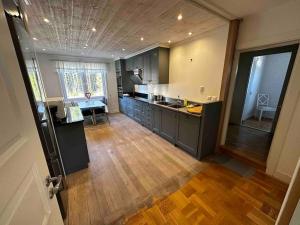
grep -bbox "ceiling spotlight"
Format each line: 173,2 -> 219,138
42,48 -> 46,51
92,27 -> 96,32
140,37 -> 144,41
188,32 -> 192,36
85,44 -> 88,47
168,40 -> 171,44
177,13 -> 183,21
122,48 -> 125,51
43,18 -> 50,23
83,46 -> 87,49
32,37 -> 38,40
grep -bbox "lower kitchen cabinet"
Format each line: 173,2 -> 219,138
160,108 -> 177,143
152,105 -> 161,134
176,113 -> 201,157
120,97 -> 222,161
143,103 -> 152,129
118,97 -> 126,113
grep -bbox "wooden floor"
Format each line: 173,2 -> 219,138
66,114 -> 287,225
225,124 -> 273,162
67,113 -> 206,225
125,165 -> 287,225
242,117 -> 273,133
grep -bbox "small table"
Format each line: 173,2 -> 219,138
77,100 -> 106,125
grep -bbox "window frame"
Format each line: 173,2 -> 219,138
57,62 -> 107,102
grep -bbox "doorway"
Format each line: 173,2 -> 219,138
224,44 -> 299,164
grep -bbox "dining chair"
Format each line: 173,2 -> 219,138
256,93 -> 276,121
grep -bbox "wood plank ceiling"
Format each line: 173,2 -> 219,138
21,0 -> 227,59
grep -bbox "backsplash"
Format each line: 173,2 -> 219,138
134,84 -> 219,103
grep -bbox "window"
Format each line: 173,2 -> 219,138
56,61 -> 107,100
26,59 -> 44,102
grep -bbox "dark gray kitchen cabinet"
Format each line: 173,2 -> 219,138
176,113 -> 201,157
125,57 -> 134,71
125,97 -> 134,118
143,52 -> 151,84
160,108 -> 177,143
152,105 -> 161,134
118,97 -> 126,113
133,100 -> 143,124
143,103 -> 152,129
133,54 -> 144,69
125,47 -> 169,84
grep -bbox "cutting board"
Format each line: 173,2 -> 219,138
187,106 -> 202,114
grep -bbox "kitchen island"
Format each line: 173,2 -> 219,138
54,106 -> 90,175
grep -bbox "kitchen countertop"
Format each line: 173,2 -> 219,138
124,96 -> 202,117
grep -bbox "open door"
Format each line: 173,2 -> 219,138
0,1 -> 64,224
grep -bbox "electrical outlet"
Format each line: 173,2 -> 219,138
200,86 -> 205,93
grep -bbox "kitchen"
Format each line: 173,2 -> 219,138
1,0 -> 300,225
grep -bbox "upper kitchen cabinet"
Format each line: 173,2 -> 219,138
125,47 -> 169,84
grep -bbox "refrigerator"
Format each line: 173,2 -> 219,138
4,2 -> 68,220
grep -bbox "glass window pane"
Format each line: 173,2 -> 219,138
62,71 -> 85,99
85,71 -> 104,97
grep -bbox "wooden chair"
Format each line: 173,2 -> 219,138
256,93 -> 276,121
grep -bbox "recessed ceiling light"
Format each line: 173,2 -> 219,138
83,46 -> 87,49
85,44 -> 88,47
122,48 -> 125,51
168,40 -> 171,43
177,13 -> 183,21
32,37 -> 38,40
42,48 -> 46,51
43,18 -> 50,23
188,32 -> 192,36
140,37 -> 144,41
92,27 -> 96,32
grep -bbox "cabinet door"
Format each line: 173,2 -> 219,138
150,49 -> 159,83
143,52 -> 151,84
118,98 -> 124,113
176,113 -> 201,157
126,58 -> 134,71
152,105 -> 161,134
134,54 -> 143,69
133,100 -> 143,124
143,103 -> 152,129
160,108 -> 177,143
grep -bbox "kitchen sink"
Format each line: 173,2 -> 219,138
156,101 -> 173,106
168,104 -> 184,109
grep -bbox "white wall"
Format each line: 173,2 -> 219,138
224,0 -> 300,183
135,24 -> 229,103
36,53 -> 119,113
259,53 -> 291,106
242,56 -> 265,120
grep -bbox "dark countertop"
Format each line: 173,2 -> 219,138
124,96 -> 202,117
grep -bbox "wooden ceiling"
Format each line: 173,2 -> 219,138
22,0 -> 227,59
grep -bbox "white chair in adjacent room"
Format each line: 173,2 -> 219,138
256,93 -> 277,121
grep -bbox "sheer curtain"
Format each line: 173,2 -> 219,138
56,61 -> 107,101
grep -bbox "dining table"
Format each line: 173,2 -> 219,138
77,100 -> 106,125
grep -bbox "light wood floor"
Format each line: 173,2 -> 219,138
67,113 -> 206,225
66,113 -> 287,225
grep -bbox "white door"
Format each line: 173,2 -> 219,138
0,2 -> 64,225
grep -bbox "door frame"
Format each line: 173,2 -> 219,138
229,44 -> 298,135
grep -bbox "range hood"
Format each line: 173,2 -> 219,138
129,69 -> 143,85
